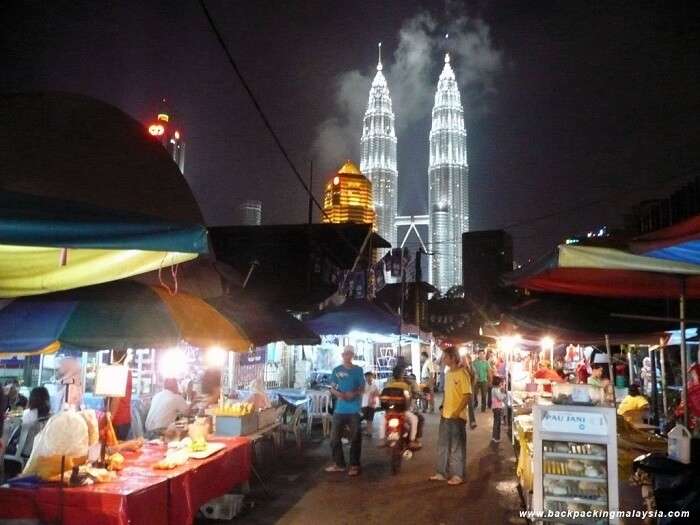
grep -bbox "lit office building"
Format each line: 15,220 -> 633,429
238,200 -> 263,226
322,161 -> 375,226
429,53 -> 469,292
360,43 -> 398,249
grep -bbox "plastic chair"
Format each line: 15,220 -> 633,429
280,406 -> 304,450
306,391 -> 331,437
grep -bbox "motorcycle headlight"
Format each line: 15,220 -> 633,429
388,418 -> 400,429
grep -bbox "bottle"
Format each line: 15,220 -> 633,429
667,424 -> 691,464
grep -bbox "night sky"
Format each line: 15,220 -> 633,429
2,1 -> 699,262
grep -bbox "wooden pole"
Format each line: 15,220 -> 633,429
605,335 -> 616,404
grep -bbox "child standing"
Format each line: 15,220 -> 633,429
361,372 -> 380,437
491,376 -> 506,443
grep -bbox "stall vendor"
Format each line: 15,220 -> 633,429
617,384 -> 649,423
199,369 -> 222,408
145,378 -> 190,436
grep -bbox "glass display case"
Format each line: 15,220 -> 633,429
533,403 -> 619,524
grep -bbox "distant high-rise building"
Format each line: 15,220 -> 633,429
147,101 -> 186,174
462,230 -> 512,303
360,42 -> 398,249
238,199 -> 263,226
322,161 -> 375,226
429,53 -> 469,292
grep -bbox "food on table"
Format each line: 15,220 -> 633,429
107,452 -> 125,471
213,402 -> 255,417
189,438 -> 207,453
153,448 -> 189,470
87,467 -> 118,483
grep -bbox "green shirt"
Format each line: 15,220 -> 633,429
473,359 -> 490,383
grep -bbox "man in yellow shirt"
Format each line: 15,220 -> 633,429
430,346 -> 472,485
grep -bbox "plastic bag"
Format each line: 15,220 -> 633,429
35,409 -> 88,458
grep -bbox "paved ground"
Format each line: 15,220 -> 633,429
213,404 -> 524,525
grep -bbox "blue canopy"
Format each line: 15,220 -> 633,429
631,214 -> 700,265
0,190 -> 208,253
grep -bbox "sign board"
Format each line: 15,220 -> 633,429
541,409 -> 608,436
240,347 -> 267,367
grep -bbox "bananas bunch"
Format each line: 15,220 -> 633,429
214,402 -> 255,417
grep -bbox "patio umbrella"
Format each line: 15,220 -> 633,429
0,280 -> 251,354
0,191 -> 208,298
507,243 -> 700,426
304,299 -> 402,336
208,294 -> 320,347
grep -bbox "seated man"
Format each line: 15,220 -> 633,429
145,378 -> 190,437
378,366 -> 421,449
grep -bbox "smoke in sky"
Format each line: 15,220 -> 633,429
312,9 -> 503,173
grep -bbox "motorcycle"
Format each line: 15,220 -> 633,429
380,387 -> 414,474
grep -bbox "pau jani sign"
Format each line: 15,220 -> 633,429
541,410 -> 608,436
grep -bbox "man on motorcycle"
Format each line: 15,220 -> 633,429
378,365 -> 422,450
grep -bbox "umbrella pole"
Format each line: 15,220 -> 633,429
680,290 -> 689,428
627,346 -> 634,386
605,335 -> 616,404
649,345 -> 659,427
659,337 -> 668,421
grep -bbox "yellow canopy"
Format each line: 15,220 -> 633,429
0,245 -> 197,298
151,286 -> 252,352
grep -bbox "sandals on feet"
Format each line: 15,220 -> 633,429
447,476 -> 464,485
429,473 -> 446,481
325,465 -> 345,473
347,466 -> 360,477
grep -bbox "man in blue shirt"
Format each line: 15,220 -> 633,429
325,345 -> 365,476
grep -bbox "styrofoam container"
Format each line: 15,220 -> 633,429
200,494 -> 244,520
214,413 -> 258,436
668,424 -> 691,464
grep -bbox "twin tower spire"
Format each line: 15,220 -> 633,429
359,41 -> 469,292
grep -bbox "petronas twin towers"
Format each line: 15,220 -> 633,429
360,43 -> 469,292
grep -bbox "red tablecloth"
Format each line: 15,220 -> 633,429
0,436 -> 251,525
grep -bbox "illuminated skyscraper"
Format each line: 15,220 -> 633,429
322,161 -> 375,225
238,199 -> 262,225
147,102 -> 186,174
429,53 -> 469,292
360,43 -> 397,249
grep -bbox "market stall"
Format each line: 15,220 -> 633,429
0,436 -> 251,525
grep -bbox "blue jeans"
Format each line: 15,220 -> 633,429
330,413 -> 362,467
436,417 -> 466,479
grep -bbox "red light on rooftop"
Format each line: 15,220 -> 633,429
148,124 -> 165,136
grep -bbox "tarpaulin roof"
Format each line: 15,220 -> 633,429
506,244 -> 700,299
208,295 -> 320,347
304,299 -> 402,336
502,294 -> 680,345
630,214 -> 700,265
0,281 -> 251,353
0,191 -> 207,298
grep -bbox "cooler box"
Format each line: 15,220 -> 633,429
214,413 -> 258,436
